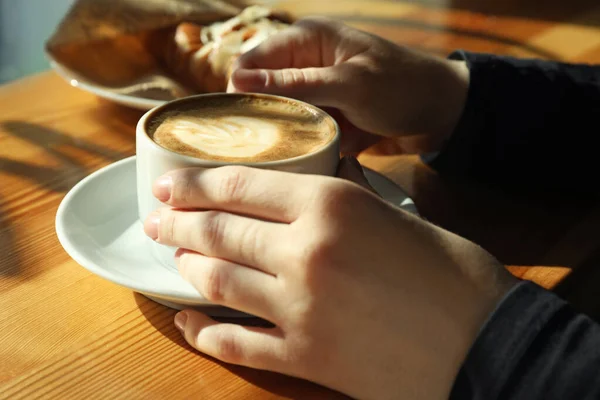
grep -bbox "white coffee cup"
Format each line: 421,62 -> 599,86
136,93 -> 341,269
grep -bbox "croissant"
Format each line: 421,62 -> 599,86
163,5 -> 291,93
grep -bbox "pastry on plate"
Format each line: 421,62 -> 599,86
163,5 -> 291,93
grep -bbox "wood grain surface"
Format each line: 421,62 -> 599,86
2,0 -> 600,399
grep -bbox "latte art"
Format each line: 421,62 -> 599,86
168,116 -> 280,158
149,96 -> 337,163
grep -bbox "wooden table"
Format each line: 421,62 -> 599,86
2,1 -> 600,398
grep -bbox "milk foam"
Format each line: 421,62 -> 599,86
168,116 -> 280,158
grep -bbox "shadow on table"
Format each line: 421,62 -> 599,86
362,147 -> 600,320
362,146 -> 599,267
0,121 -> 127,191
418,0 -> 600,27
343,15 -> 559,60
0,121 -> 129,277
410,169 -> 598,268
0,205 -> 19,276
87,99 -> 145,143
219,364 -> 350,400
133,292 -> 348,399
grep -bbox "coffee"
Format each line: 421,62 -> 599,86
137,93 -> 340,272
147,95 -> 336,163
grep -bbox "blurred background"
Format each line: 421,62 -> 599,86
1,0 -> 599,85
0,0 -> 74,84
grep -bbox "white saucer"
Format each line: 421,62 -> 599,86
56,156 -> 417,317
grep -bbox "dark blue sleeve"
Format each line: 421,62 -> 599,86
450,281 -> 600,399
424,51 -> 600,197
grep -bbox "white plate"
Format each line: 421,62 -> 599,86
51,59 -> 170,111
55,156 -> 417,316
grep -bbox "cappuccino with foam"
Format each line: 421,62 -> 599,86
147,95 -> 336,163
137,93 -> 340,272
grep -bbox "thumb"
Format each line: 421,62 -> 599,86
229,67 -> 343,107
337,156 -> 379,195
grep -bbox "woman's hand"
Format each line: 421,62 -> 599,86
228,17 -> 470,154
143,164 -> 517,400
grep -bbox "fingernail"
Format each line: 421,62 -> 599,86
174,248 -> 183,264
174,312 -> 188,331
153,175 -> 172,202
144,211 -> 160,240
233,69 -> 267,91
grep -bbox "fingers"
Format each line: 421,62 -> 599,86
176,250 -> 279,319
152,166 -> 321,223
145,208 -> 287,273
227,18 -> 352,106
234,17 -> 341,70
230,65 -> 348,108
336,156 -> 378,194
175,310 -> 286,371
233,26 -> 311,70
